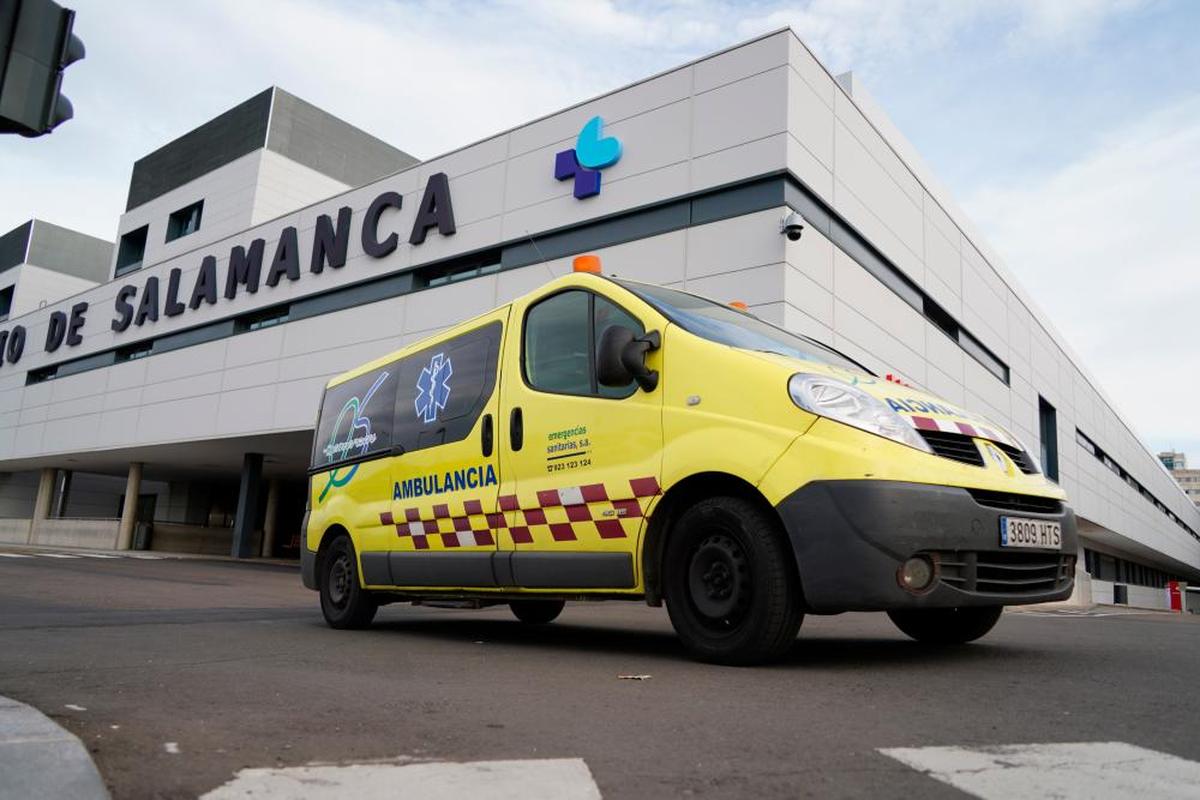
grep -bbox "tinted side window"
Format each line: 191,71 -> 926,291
391,321 -> 502,454
313,365 -> 398,469
524,290 -> 591,395
523,290 -> 644,398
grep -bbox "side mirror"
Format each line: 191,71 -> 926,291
597,326 -> 660,392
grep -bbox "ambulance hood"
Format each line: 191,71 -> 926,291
749,352 -> 1021,449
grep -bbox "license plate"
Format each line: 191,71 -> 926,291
1000,516 -> 1062,549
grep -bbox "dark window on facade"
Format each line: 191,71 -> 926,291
523,290 -> 643,398
26,365 -> 58,384
237,304 -> 290,333
923,298 -> 958,338
115,225 -> 149,276
0,285 -> 12,320
425,259 -> 501,288
115,342 -> 152,363
166,201 -> 204,243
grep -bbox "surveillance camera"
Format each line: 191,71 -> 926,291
780,212 -> 805,241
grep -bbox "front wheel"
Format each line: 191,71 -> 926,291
887,606 -> 1002,644
509,599 -> 565,624
664,496 -> 803,665
319,535 -> 378,629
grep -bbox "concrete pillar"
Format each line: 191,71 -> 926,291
51,469 -> 72,518
116,462 -> 143,551
231,453 -> 263,559
1070,542 -> 1093,607
30,468 -> 56,544
32,468 -> 55,521
260,479 -> 280,558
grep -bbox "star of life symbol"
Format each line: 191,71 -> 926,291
415,352 -> 453,423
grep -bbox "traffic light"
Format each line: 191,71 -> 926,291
0,0 -> 84,137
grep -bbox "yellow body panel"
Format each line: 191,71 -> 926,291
306,271 -> 1065,597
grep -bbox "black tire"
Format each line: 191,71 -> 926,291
319,535 -> 378,629
887,606 -> 1003,644
509,599 -> 566,624
663,496 -> 803,665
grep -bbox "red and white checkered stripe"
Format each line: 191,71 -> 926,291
497,477 -> 660,544
908,416 -> 1014,447
378,476 -> 661,549
379,501 -> 495,551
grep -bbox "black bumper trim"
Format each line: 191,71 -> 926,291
301,542 -> 317,590
775,480 -> 1077,612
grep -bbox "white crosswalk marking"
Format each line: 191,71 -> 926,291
880,742 -> 1200,799
0,550 -> 171,560
202,758 -> 603,800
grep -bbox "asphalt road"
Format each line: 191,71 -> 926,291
0,549 -> 1197,799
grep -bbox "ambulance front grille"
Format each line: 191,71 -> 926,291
930,551 -> 1075,596
918,430 -> 985,467
919,430 -> 1039,475
994,442 -> 1039,474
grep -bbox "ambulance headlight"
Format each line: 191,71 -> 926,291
788,373 -> 932,453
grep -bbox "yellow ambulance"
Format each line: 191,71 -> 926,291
302,255 -> 1076,664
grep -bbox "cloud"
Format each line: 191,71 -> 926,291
734,0 -> 1151,73
963,94 -> 1200,455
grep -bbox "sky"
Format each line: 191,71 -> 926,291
2,0 -> 1198,460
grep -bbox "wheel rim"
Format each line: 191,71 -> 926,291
686,533 -> 751,631
327,552 -> 353,609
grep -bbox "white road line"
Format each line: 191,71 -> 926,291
0,553 -> 32,558
201,758 -> 603,800
70,552 -> 120,559
880,742 -> 1200,799
34,553 -> 81,559
124,553 -> 164,559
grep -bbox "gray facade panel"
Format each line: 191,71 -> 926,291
267,89 -> 418,188
0,221 -> 32,273
126,89 -> 273,211
26,220 -> 113,282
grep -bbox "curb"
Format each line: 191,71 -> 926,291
0,695 -> 109,800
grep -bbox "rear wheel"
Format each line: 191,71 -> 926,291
319,535 -> 378,629
509,599 -> 565,624
887,606 -> 1002,644
664,496 -> 802,665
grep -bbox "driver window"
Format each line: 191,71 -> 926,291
524,290 -> 644,398
524,290 -> 591,395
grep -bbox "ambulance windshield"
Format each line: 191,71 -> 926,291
611,279 -> 868,373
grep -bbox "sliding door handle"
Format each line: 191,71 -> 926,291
481,413 -> 494,457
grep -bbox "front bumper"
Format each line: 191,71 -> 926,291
775,480 -> 1077,613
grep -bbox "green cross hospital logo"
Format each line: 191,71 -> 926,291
555,116 -> 622,199
318,370 -> 389,503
